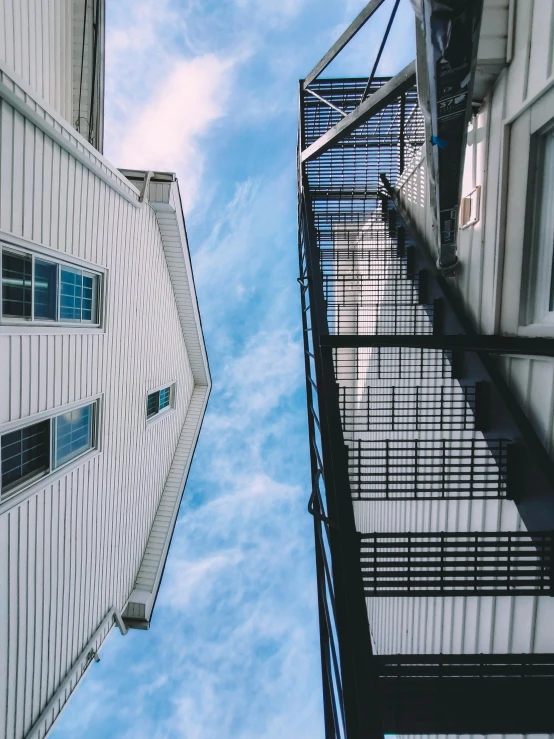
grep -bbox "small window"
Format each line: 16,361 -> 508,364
1,402 -> 97,497
146,385 -> 174,421
1,246 -> 100,325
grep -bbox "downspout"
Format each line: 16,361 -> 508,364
24,608 -> 128,739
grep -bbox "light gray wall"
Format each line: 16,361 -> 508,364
0,41 -> 200,739
0,0 -> 73,123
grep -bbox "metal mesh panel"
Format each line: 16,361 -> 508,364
333,347 -> 453,382
347,439 -> 509,500
360,531 -> 554,596
339,383 -> 477,432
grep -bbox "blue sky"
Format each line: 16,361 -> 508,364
51,2 -> 414,737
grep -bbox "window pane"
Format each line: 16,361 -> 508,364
1,420 -> 50,492
34,259 -> 58,320
147,392 -> 160,418
59,267 -> 83,320
2,251 -> 32,318
81,274 -> 97,322
543,133 -> 554,311
159,387 -> 171,410
54,405 -> 93,468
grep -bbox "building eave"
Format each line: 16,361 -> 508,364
120,173 -> 211,628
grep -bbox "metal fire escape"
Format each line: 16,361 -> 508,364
297,2 -> 554,737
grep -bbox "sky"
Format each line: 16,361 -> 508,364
51,2 -> 414,737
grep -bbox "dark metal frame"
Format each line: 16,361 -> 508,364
360,530 -> 554,596
298,5 -> 554,737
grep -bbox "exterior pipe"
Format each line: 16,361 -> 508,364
24,608 -> 127,739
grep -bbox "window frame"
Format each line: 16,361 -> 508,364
514,86 -> 554,337
1,240 -> 103,329
146,383 -> 176,425
523,125 -> 554,327
0,398 -> 101,502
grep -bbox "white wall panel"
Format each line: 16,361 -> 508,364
0,0 -> 73,122
0,70 -> 202,739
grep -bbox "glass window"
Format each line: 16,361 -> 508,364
147,386 -> 173,420
543,133 -> 554,311
529,130 -> 554,322
60,267 -> 83,320
1,247 -> 100,324
54,405 -> 93,468
2,251 -> 32,317
1,403 -> 96,497
1,421 -> 50,492
159,387 -> 171,410
147,391 -> 160,418
34,259 -> 58,320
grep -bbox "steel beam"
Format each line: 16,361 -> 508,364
303,0 -> 386,89
321,333 -> 554,356
301,62 -> 416,162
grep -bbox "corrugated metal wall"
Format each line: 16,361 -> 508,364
0,65 -> 196,739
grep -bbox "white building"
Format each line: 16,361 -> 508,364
0,2 -> 211,737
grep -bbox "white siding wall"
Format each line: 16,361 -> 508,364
0,0 -> 73,123
0,81 -> 197,739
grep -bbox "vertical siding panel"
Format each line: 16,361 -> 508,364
57,149 -> 69,253
6,511 -> 18,738
40,489 -> 53,710
10,336 -> 21,422
53,338 -> 62,409
17,337 -> 29,419
41,133 -> 52,248
31,494 -> 44,724
11,109 -> 25,236
2,0 -> 15,74
0,103 -> 14,232
0,338 -> 10,424
37,336 -> 47,414
15,504 -> 28,739
27,0 -> 36,98
29,338 -> 39,417
32,128 -> 44,243
0,514 -> 8,738
23,500 -> 36,736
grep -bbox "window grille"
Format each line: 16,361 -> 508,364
147,385 -> 174,420
1,247 -> 100,324
0,402 -> 97,497
1,421 -> 50,491
360,531 -> 554,596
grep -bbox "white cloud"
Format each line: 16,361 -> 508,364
111,55 -> 235,211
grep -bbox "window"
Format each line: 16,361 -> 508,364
1,246 -> 100,324
527,128 -> 554,324
1,402 -> 97,497
147,385 -> 174,420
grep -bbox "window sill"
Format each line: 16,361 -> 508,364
518,322 -> 554,338
0,324 -> 105,335
0,448 -> 102,514
146,407 -> 176,428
